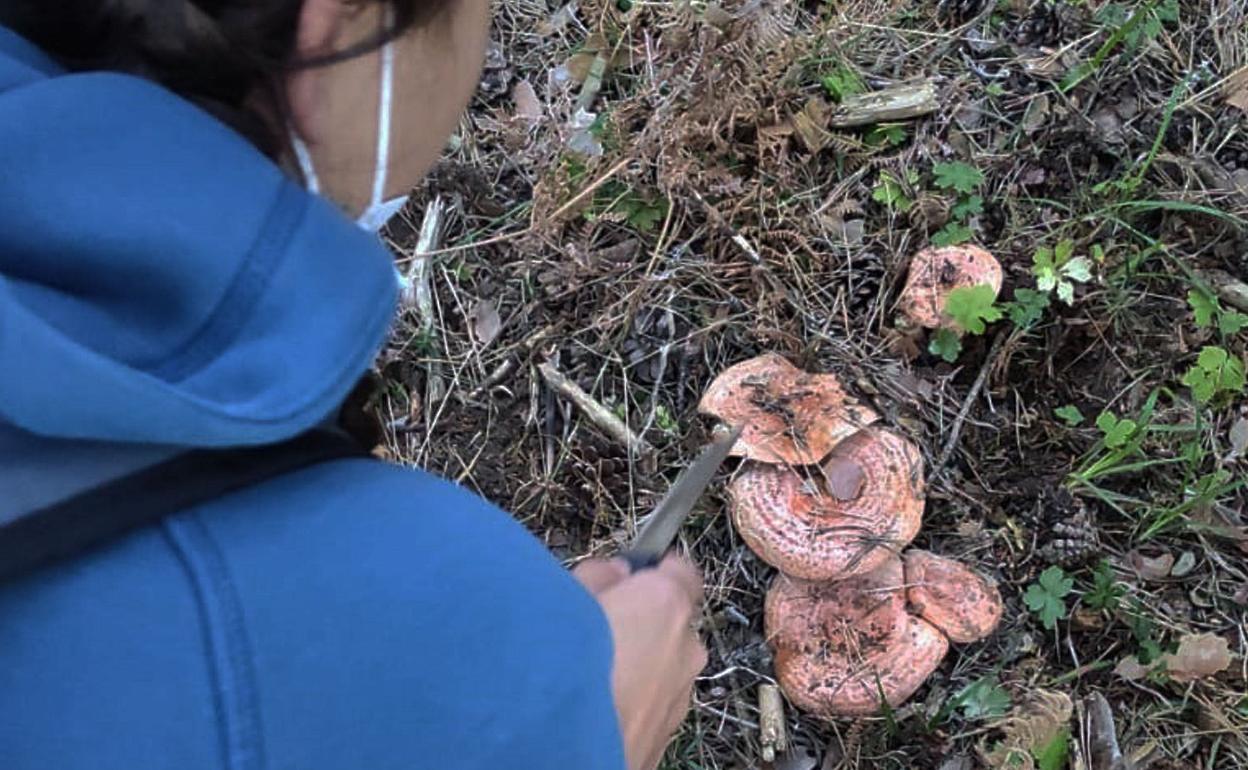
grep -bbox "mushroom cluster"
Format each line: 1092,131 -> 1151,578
700,355 -> 1003,717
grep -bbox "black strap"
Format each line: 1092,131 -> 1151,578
0,429 -> 369,583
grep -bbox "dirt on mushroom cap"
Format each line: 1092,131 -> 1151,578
729,428 -> 924,580
698,353 -> 878,465
766,557 -> 949,718
904,550 -> 1004,644
897,245 -> 1004,329
765,555 -> 908,653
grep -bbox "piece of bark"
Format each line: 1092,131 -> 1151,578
829,81 -> 938,128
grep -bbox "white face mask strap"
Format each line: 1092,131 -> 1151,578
290,128 -> 321,194
369,11 -> 397,210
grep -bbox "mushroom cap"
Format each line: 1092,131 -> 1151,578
897,245 -> 1003,329
728,428 -> 924,580
766,558 -> 949,717
903,550 -> 1003,644
698,353 -> 878,465
765,554 -> 907,651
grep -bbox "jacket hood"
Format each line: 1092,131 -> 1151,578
0,27 -> 398,449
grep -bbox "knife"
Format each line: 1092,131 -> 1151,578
621,424 -> 743,572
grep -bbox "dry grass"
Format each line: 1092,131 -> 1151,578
377,0 -> 1248,767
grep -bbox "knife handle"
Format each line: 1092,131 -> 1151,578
622,549 -> 662,573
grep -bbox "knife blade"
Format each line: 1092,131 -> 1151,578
621,424 -> 742,572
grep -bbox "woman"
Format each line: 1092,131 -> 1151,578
0,3 -> 706,769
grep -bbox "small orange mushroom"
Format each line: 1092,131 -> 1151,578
766,556 -> 949,717
897,245 -> 1003,329
728,428 -> 924,581
698,353 -> 878,465
903,550 -> 1003,644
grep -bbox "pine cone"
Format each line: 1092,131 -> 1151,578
1012,2 -> 1079,48
622,306 -> 685,385
938,0 -> 988,25
847,252 -> 887,318
1034,490 -> 1100,567
909,194 -> 952,231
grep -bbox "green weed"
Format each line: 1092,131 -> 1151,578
1025,566 -> 1074,630
1054,405 -> 1085,427
1083,559 -> 1126,612
1032,239 -> 1093,305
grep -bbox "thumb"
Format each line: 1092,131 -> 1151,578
571,558 -> 631,596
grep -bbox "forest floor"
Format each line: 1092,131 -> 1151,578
378,1 -> 1248,768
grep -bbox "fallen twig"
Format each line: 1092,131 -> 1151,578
829,79 -> 938,128
690,189 -> 762,264
538,361 -> 655,458
758,684 -> 788,764
403,197 -> 446,414
934,328 -> 1007,475
401,158 -> 632,259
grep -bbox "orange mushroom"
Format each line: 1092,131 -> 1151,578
728,428 -> 924,581
903,550 -> 1003,644
897,245 -> 1003,329
765,556 -> 949,717
698,353 -> 878,465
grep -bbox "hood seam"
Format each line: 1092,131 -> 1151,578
163,512 -> 268,770
150,183 -> 304,383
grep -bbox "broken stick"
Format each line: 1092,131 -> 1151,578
758,683 -> 788,764
403,197 -> 446,412
829,80 -> 939,128
537,361 -> 655,458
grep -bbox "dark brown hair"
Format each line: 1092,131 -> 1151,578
0,1 -> 447,156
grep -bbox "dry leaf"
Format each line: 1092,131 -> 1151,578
560,34 -> 630,83
819,735 -> 845,770
1233,584 -> 1248,606
791,98 -> 832,153
1113,655 -> 1151,681
470,299 -> 502,346
823,457 -> 865,501
1072,606 -> 1104,631
1085,693 -> 1124,770
1021,93 -> 1051,134
980,690 -> 1073,770
774,748 -> 818,770
1228,417 -> 1248,459
536,2 -> 577,36
1223,67 -> 1248,114
1169,551 -> 1196,578
703,3 -> 734,29
512,79 -> 543,120
1161,633 -> 1232,682
1127,549 -> 1174,580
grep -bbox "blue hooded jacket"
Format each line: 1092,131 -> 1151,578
0,27 -> 624,770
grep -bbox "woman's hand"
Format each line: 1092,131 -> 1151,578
574,555 -> 708,770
